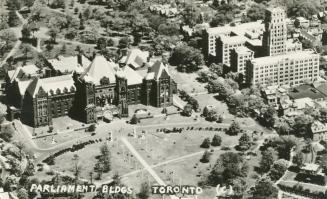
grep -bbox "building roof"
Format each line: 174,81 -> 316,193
8,65 -> 40,83
234,46 -> 253,55
48,55 -> 91,74
311,121 -> 327,134
293,97 -> 315,110
0,192 -> 9,199
81,55 -> 117,85
26,75 -> 75,97
220,35 -> 247,44
117,66 -> 143,85
301,163 -> 320,172
289,84 -> 326,100
119,49 -> 149,69
207,20 -> 264,35
149,61 -> 171,80
18,80 -> 32,96
250,50 -> 319,66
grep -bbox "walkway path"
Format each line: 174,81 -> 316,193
121,137 -> 179,199
0,11 -> 26,68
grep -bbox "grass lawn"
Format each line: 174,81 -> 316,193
169,66 -> 207,94
48,139 -> 137,182
127,129 -> 241,166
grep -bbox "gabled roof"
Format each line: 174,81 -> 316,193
25,75 -> 75,98
119,49 -> 149,69
116,66 -> 143,85
8,65 -> 40,83
81,55 -> 117,85
149,61 -> 171,80
48,55 -> 91,73
18,80 -> 32,96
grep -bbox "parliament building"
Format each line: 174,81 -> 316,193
5,51 -> 177,127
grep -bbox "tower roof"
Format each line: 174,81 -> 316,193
81,55 -> 117,85
149,61 -> 171,80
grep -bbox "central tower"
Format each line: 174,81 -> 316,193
262,7 -> 287,56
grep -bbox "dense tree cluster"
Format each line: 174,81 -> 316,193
169,45 -> 204,72
206,152 -> 248,197
210,4 -> 240,27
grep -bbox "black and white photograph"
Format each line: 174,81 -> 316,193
0,0 -> 327,198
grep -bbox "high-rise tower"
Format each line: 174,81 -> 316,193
262,7 -> 287,56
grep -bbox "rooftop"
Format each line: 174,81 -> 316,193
251,50 -> 319,66
48,55 -> 91,73
207,20 -> 264,35
26,75 -> 75,97
301,163 -> 320,172
234,46 -> 253,55
81,55 -> 117,85
120,49 -> 149,69
220,35 -> 247,44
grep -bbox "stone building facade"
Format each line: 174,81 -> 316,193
6,54 -> 176,127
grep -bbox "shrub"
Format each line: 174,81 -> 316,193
200,138 -> 211,148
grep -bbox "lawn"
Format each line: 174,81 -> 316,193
169,66 -> 207,94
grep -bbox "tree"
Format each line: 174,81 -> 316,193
245,3 -> 266,22
200,137 -> 211,148
208,152 -> 248,185
293,152 -> 304,168
200,150 -> 211,163
226,121 -> 241,136
292,115 -> 313,137
16,188 -> 28,199
183,104 -> 193,117
209,63 -> 223,76
14,141 -> 25,161
3,176 -> 17,191
88,124 -> 96,132
130,114 -> 139,124
97,37 -> 107,53
238,133 -> 252,151
182,3 -> 201,27
210,13 -> 233,27
287,0 -> 321,18
21,26 -> 31,40
169,45 -> 204,72
0,126 -> 14,142
118,37 -> 131,49
231,177 -> 247,198
260,106 -> 276,128
251,176 -> 278,199
137,182 -> 150,199
259,147 -> 278,173
48,28 -> 58,44
269,159 -> 288,181
94,161 -> 104,180
206,110 -> 218,122
8,10 -> 19,27
99,143 -> 111,172
0,29 -> 16,49
211,134 -> 222,147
